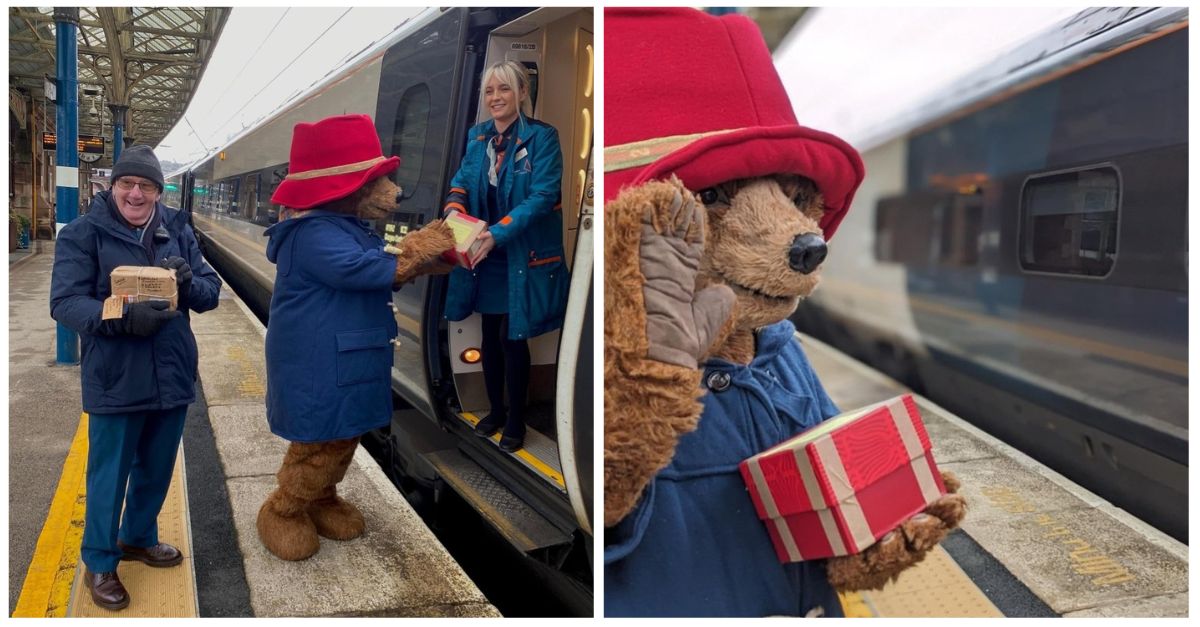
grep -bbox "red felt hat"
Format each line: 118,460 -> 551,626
270,114 -> 400,210
604,8 -> 865,240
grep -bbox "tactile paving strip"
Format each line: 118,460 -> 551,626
841,545 -> 1002,617
67,448 -> 197,617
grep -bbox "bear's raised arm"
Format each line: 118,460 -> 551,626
603,177 -> 737,526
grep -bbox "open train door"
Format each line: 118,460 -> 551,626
426,8 -> 594,608
441,7 -> 593,506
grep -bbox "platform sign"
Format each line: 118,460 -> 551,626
42,133 -> 106,153
79,135 -> 105,154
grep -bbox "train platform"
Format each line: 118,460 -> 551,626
9,242 -> 499,617
799,332 -> 1188,618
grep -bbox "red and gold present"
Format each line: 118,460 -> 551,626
739,394 -> 946,562
440,210 -> 488,269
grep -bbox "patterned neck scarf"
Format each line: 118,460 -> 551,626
486,129 -> 513,187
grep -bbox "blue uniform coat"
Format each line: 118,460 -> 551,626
605,320 -> 845,617
443,114 -> 569,340
263,211 -> 398,442
50,191 -> 221,414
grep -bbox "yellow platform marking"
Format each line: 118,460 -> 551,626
67,447 -> 196,617
461,411 -> 565,488
13,414 -> 90,617
838,546 -> 1003,617
14,412 -> 198,617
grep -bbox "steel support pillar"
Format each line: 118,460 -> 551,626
55,7 -> 80,365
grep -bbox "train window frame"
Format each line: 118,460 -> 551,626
390,82 -> 432,202
1017,163 -> 1123,280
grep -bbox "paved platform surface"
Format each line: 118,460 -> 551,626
190,268 -> 499,617
9,242 -> 498,617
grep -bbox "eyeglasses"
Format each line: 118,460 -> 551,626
114,179 -> 159,194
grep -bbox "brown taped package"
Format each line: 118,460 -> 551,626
101,266 -> 178,320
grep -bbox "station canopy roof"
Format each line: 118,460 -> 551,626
9,7 -> 230,165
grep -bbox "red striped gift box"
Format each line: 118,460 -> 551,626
739,394 -> 946,562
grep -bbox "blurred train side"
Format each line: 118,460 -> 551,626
792,8 -> 1188,540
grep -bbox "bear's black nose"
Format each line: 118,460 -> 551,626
789,233 -> 827,274
394,192 -> 403,205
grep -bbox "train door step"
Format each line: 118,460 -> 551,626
425,449 -> 572,553
457,411 -> 566,493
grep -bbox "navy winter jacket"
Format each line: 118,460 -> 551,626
605,320 -> 844,617
443,114 -> 569,340
263,211 -> 397,442
50,191 -> 221,414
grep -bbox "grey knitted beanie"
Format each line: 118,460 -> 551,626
111,145 -> 164,192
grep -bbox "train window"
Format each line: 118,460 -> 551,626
938,194 -> 983,266
390,83 -> 431,201
1019,166 -> 1120,277
265,165 -> 287,223
875,190 -> 942,265
242,174 -> 259,223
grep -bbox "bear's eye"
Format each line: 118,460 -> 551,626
791,188 -> 809,207
698,187 -> 728,205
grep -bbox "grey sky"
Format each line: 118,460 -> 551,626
775,7 -> 1081,151
156,6 -> 424,167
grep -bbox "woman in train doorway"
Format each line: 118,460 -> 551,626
443,60 -> 568,453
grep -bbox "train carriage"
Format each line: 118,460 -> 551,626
792,7 -> 1187,541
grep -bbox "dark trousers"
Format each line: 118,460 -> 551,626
480,313 -> 530,423
81,406 -> 187,572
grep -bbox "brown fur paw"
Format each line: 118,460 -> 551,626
826,482 -> 968,592
309,493 -> 366,540
393,220 -> 456,283
941,470 -> 961,494
256,490 -> 320,561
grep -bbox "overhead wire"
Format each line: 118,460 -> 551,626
208,7 -> 353,141
203,8 -> 290,117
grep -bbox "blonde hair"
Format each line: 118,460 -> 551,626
481,60 -> 533,117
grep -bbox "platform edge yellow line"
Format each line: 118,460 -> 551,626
839,590 -> 876,618
13,413 -> 89,618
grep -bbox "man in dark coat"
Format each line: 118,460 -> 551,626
50,145 -> 221,611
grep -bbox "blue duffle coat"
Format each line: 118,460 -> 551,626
443,114 -> 569,340
263,211 -> 398,442
50,192 -> 222,414
605,320 -> 845,617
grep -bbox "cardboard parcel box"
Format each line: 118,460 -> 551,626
739,394 -> 946,562
101,266 -> 178,319
440,211 -> 488,270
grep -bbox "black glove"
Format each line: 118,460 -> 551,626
120,300 -> 181,337
160,256 -> 193,295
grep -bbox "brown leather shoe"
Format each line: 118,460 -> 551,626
84,569 -> 130,611
117,541 -> 183,568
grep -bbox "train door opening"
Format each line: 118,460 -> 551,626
444,7 -> 593,491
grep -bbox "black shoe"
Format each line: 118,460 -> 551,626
117,541 -> 183,568
84,569 -> 130,611
474,413 -> 506,438
498,420 -> 526,453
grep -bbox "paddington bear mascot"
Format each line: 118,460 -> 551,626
603,8 -> 966,617
256,114 -> 456,560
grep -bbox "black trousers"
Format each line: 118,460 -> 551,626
480,313 -> 530,423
